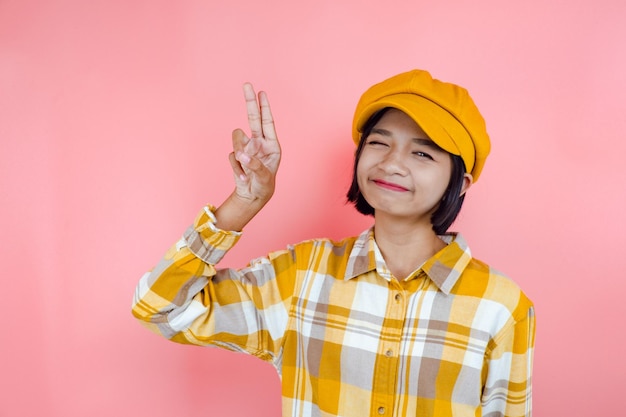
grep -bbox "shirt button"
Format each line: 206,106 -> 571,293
385,349 -> 393,357
394,293 -> 402,302
378,406 -> 385,414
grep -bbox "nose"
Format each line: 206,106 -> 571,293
377,148 -> 408,175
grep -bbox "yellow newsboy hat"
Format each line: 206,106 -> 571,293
352,69 -> 491,182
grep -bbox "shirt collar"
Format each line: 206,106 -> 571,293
344,228 -> 473,295
343,228 -> 377,280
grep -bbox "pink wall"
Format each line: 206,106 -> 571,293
2,0 -> 625,415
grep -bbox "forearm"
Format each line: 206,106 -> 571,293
214,190 -> 269,232
132,204 -> 298,356
131,206 -> 241,342
132,248 -> 211,339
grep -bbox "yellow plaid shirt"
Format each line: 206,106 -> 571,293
133,206 -> 535,417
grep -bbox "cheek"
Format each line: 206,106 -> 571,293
356,172 -> 367,195
422,169 -> 451,199
355,158 -> 367,186
434,175 -> 452,201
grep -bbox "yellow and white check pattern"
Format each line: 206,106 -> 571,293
133,206 -> 535,417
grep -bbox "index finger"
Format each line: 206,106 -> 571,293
243,82 -> 262,139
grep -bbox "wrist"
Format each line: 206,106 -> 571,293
214,192 -> 269,232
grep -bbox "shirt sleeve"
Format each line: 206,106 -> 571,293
481,302 -> 536,417
131,205 -> 299,364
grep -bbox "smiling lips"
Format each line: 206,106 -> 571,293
372,179 -> 410,192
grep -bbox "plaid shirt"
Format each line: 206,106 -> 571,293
133,206 -> 535,417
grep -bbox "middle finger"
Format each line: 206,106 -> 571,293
243,82 -> 262,139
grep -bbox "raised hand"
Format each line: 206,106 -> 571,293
228,83 -> 281,204
213,83 -> 281,231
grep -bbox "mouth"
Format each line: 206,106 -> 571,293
371,179 -> 410,192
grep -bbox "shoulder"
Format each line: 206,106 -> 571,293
290,231 -> 365,255
458,256 -> 533,321
282,232 -> 369,279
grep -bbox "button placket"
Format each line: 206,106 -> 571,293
371,282 -> 406,416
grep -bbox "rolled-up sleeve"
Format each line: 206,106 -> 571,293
132,205 -> 298,364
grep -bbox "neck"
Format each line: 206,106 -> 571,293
373,214 -> 446,280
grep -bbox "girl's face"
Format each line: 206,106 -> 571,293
356,109 -> 453,223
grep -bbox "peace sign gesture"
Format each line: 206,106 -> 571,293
206,83 -> 281,233
228,83 -> 281,204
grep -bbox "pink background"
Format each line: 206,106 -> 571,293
1,0 -> 625,416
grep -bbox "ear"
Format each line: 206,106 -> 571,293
460,173 -> 473,196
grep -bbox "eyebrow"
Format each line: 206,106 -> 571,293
370,128 -> 444,150
413,138 -> 444,151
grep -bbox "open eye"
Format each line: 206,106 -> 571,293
413,151 -> 433,160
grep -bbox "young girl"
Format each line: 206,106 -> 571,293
132,69 -> 535,417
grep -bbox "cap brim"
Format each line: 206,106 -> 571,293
354,93 -> 475,174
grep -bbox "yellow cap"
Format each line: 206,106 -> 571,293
352,70 -> 491,182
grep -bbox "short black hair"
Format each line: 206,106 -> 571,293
346,107 -> 468,235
